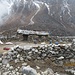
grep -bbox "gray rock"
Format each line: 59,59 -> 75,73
21,66 -> 37,75
16,72 -> 20,75
27,56 -> 31,60
32,48 -> 35,52
65,45 -> 69,49
8,51 -> 13,56
58,61 -> 63,66
2,59 -> 9,65
17,54 -> 20,58
70,59 -> 75,63
14,59 -> 19,63
12,55 -> 17,59
42,68 -> 54,75
35,49 -> 38,53
12,70 -> 16,75
9,66 -> 14,70
0,63 -> 2,66
3,72 -> 9,75
42,54 -> 47,57
16,48 -> 21,52
6,63 -> 10,68
57,56 -> 64,60
37,57 -> 41,60
36,66 -> 40,70
20,57 -> 24,61
15,68 -> 18,71
73,49 -> 75,51
22,63 -> 27,66
28,52 -> 32,54
0,58 -> 2,62
0,54 -> 3,57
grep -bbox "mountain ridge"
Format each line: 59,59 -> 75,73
0,0 -> 75,36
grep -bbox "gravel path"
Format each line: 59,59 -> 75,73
0,41 -> 42,53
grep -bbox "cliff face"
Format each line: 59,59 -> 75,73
0,0 -> 75,35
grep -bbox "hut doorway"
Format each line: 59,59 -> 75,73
23,34 -> 28,41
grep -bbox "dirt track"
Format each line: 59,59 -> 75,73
0,41 -> 42,53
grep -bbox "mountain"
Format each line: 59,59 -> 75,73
0,0 -> 75,36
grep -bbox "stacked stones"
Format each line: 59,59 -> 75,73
0,63 -> 22,75
0,62 -> 65,75
0,44 -> 75,75
0,44 -> 75,65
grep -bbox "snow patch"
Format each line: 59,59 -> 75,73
28,1 -> 40,25
45,3 -> 50,15
0,40 -> 3,44
5,42 -> 13,45
61,0 -> 72,18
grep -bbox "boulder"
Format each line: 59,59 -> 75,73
70,59 -> 75,63
14,59 -> 19,63
36,66 -> 40,70
57,56 -> 64,60
20,57 -> 24,61
21,66 -> 37,75
0,58 -> 2,63
27,56 -> 31,60
2,59 -> 9,65
22,63 -> 27,66
3,72 -> 9,75
6,63 -> 10,68
9,66 -> 14,70
42,68 -> 54,75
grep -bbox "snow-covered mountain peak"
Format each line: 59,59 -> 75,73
0,0 -> 75,35
0,0 -> 50,25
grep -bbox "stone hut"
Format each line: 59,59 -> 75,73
17,29 -> 49,42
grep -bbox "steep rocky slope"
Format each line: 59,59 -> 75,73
0,0 -> 75,35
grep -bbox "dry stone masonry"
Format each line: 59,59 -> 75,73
0,43 -> 75,75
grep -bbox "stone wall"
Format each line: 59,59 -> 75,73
25,35 -> 49,42
0,43 -> 74,75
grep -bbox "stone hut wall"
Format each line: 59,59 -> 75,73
27,35 -> 49,42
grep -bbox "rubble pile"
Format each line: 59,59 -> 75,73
0,44 -> 75,75
2,44 -> 74,65
0,64 -> 57,75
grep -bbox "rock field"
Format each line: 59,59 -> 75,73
0,43 -> 75,75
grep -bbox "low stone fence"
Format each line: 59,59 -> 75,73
0,43 -> 75,75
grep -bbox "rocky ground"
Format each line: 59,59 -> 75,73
0,42 -> 75,75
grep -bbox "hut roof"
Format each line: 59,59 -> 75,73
17,29 -> 49,35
